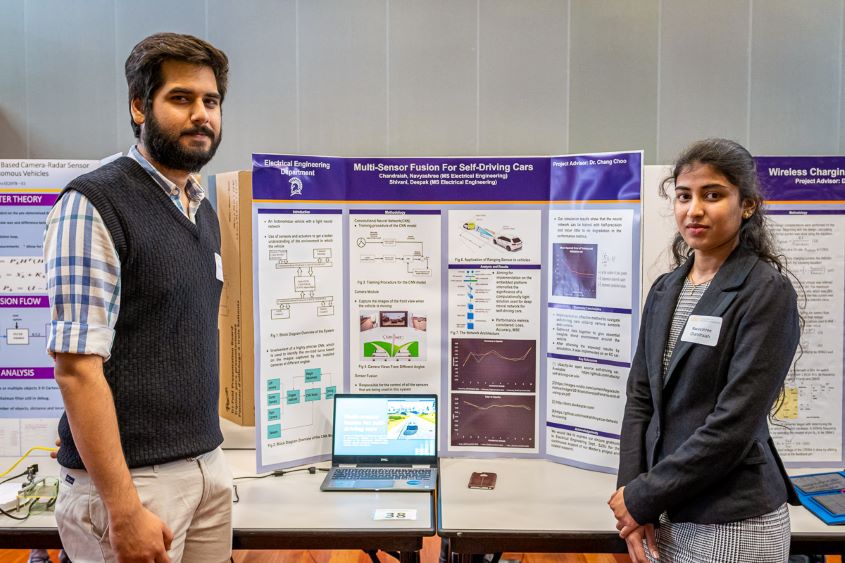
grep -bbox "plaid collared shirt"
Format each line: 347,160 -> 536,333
44,147 -> 206,358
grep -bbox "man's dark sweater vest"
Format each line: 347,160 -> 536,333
56,157 -> 223,469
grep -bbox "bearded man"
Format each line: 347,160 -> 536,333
44,33 -> 232,563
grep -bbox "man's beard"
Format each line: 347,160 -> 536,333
142,112 -> 222,173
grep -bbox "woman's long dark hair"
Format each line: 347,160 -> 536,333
662,138 -> 803,421
661,138 -> 786,272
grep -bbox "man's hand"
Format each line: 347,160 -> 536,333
624,524 -> 658,562
608,486 -> 640,538
50,437 -> 60,459
109,503 -> 174,563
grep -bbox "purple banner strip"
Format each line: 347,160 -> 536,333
256,209 -> 343,215
253,154 -> 645,202
547,352 -> 630,369
0,193 -> 58,206
546,421 -> 621,440
0,295 -> 49,308
548,302 -> 632,315
550,152 -> 641,201
767,210 -> 845,215
345,157 -> 551,202
252,154 -> 347,201
448,264 -> 542,270
755,156 -> 845,201
349,209 -> 441,215
253,156 -> 550,201
0,367 -> 54,379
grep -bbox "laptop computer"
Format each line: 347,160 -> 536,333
320,394 -> 438,492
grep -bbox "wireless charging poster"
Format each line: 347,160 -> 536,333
252,153 -> 641,473
0,158 -> 100,457
757,157 -> 845,466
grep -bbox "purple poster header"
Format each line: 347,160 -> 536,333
551,152 -> 642,201
253,153 -> 642,202
756,156 -> 845,201
547,352 -> 631,369
548,302 -> 632,315
0,367 -> 54,379
0,193 -> 58,206
0,295 -> 49,308
546,421 -> 621,441
349,209 -> 441,215
252,154 -> 347,201
448,264 -> 542,270
344,157 -> 550,201
256,208 -> 343,215
768,210 -> 845,216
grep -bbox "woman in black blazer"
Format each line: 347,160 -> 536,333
609,139 -> 800,563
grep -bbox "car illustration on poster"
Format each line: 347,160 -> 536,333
493,235 -> 522,251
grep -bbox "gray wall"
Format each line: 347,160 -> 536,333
2,0 -> 844,183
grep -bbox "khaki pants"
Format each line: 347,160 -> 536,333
55,447 -> 232,563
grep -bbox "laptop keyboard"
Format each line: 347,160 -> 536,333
333,468 -> 432,481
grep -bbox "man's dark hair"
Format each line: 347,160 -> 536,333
125,32 -> 229,138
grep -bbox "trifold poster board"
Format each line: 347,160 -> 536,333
757,157 -> 845,467
250,153 -> 642,473
213,171 -> 256,426
0,158 -> 100,456
642,157 -> 845,468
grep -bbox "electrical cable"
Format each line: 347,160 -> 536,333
0,456 -> 58,521
1,476 -> 58,521
233,466 -> 329,481
0,502 -> 33,521
0,470 -> 30,486
0,446 -> 57,478
231,466 -> 329,504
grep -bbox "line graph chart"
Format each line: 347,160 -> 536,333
451,338 -> 536,392
451,393 -> 535,448
552,243 -> 598,298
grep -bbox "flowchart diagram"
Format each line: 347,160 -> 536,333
0,303 -> 50,366
265,366 -> 336,440
269,248 -> 335,320
356,234 -> 431,277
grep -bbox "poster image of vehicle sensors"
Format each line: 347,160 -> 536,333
359,310 -> 427,361
448,210 -> 541,265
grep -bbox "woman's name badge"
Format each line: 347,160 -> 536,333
681,315 -> 722,346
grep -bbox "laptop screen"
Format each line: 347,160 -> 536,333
332,395 -> 437,459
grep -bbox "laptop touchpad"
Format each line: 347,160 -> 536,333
358,479 -> 394,489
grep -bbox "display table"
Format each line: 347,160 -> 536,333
227,449 -> 433,560
437,457 -> 845,560
0,425 -> 434,562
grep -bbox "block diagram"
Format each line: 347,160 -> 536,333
270,248 -> 335,319
6,322 -> 30,345
265,367 -> 337,440
1,308 -> 50,366
356,234 -> 431,277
